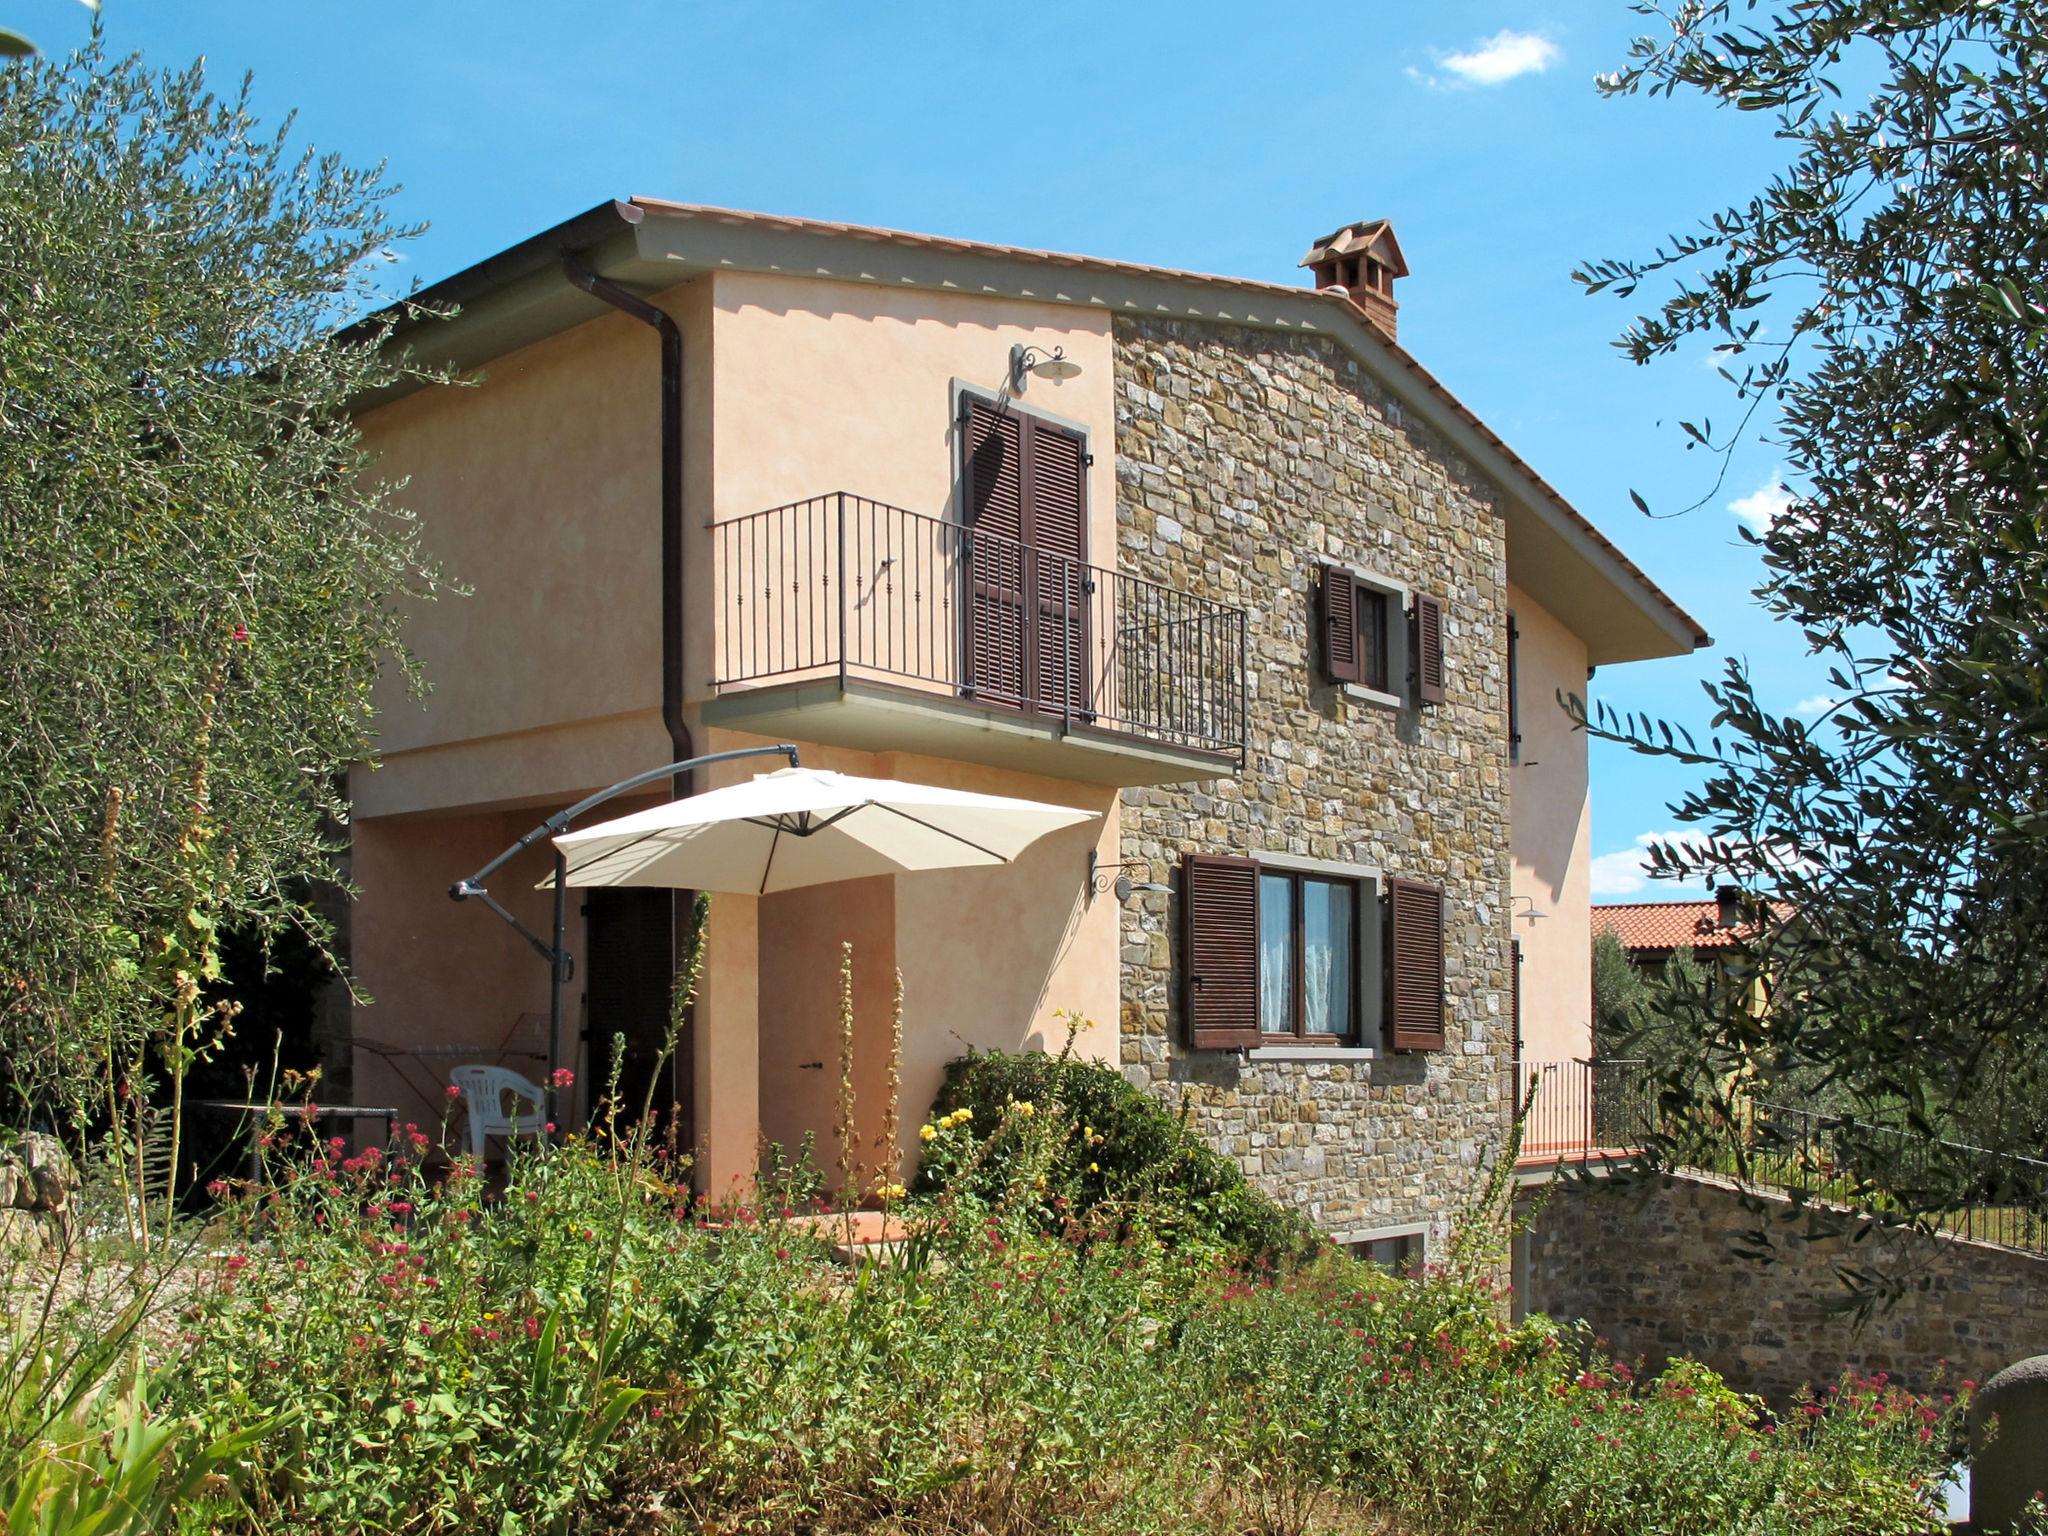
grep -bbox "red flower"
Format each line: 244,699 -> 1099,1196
525,1316 -> 541,1340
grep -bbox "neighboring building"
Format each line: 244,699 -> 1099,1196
344,199 -> 1706,1252
1596,893 -> 1790,1023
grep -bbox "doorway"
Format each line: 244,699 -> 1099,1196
583,888 -> 688,1144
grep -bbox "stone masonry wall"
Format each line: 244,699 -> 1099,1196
1112,315 -> 1515,1246
1523,1171 -> 2048,1402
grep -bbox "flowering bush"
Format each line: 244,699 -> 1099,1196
5,1096 -> 1968,1536
922,1035 -> 1322,1264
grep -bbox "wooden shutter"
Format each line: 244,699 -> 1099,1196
1320,565 -> 1361,684
1506,612 -> 1521,760
1386,876 -> 1445,1051
1413,593 -> 1446,705
1026,417 -> 1090,716
1183,852 -> 1261,1050
1510,938 -> 1524,1060
962,398 -> 1028,705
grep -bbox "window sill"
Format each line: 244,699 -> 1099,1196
1341,683 -> 1403,712
1247,1044 -> 1380,1063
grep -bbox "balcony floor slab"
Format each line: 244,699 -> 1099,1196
702,676 -> 1239,787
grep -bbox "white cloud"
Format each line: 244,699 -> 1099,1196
1589,831 -> 1714,898
1727,468 -> 1793,535
1792,694 -> 1839,717
1441,30 -> 1562,86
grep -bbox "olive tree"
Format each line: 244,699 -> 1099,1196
1576,1 -> 2048,1248
0,43 -> 445,1129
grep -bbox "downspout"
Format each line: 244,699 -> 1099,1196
560,257 -> 693,789
559,257 -> 699,1143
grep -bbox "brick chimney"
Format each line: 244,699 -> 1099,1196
1301,219 -> 1408,343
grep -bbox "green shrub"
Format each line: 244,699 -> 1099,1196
6,1100 -> 1968,1536
919,1037 -> 1323,1265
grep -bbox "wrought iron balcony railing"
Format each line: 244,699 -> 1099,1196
1512,1056 -> 2048,1256
711,493 -> 1248,761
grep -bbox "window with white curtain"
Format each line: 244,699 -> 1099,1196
1256,867 -> 1361,1040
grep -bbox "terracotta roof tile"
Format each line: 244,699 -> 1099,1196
1595,899 -> 1794,954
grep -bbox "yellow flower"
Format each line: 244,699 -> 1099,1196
919,1123 -> 938,1143
1014,1101 -> 1035,1118
1088,1162 -> 1100,1173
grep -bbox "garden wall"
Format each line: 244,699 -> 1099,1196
1522,1170 -> 2048,1402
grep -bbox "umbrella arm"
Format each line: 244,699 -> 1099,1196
448,743 -> 801,905
456,883 -> 571,978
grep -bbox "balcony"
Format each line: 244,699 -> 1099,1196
706,494 -> 1248,786
1512,1058 -> 1649,1172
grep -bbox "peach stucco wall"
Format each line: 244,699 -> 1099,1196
1507,581 -> 1592,1064
699,725 -> 1116,1193
690,270 -> 1116,706
347,259 -> 1121,1188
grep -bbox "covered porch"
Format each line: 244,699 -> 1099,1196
348,725 -> 1120,1197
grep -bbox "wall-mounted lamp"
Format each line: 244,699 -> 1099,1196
1011,343 -> 1082,392
1088,850 -> 1169,904
1511,894 -> 1549,925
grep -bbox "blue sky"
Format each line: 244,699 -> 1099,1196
26,0 -> 1827,899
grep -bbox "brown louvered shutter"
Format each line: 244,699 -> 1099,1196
1386,876 -> 1445,1051
1413,593 -> 1446,705
1320,564 -> 1361,684
1183,852 -> 1261,1050
1025,416 -> 1090,716
1510,938 -> 1523,1060
962,398 -> 1028,706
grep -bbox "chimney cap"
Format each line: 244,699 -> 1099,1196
1300,218 -> 1409,278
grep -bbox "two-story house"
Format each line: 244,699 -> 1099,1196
346,199 -> 1705,1249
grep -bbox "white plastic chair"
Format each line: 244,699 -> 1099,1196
449,1066 -> 547,1159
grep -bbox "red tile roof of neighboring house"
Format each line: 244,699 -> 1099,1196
1595,900 -> 1795,954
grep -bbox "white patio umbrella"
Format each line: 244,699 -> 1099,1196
546,766 -> 1096,894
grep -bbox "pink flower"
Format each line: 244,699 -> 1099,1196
445,1083 -> 463,1099
544,1122 -> 556,1134
232,623 -> 250,642
550,1068 -> 575,1089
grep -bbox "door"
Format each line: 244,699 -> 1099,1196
583,888 -> 684,1142
960,395 -> 1089,716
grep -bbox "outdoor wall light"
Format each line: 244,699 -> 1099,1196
1089,850 -> 1169,904
1010,343 -> 1082,392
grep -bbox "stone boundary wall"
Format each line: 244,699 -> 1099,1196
1522,1169 -> 2048,1402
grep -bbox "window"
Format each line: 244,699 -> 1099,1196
1359,589 -> 1390,693
1257,870 -> 1359,1040
1183,853 -> 1439,1052
1351,1231 -> 1425,1276
1319,564 -> 1397,695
